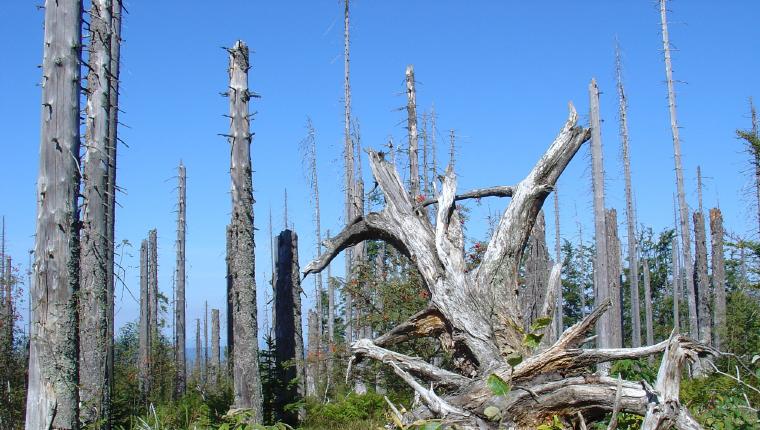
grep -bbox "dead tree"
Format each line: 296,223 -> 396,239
326,230 -> 335,380
79,0 -> 113,423
521,211 -> 550,332
226,40 -> 263,418
671,236 -> 681,332
148,229 -> 158,345
709,208 -> 726,350
175,162 -> 187,396
210,308 -> 220,386
660,0 -> 698,341
27,1 -> 83,426
642,259 -> 654,347
606,208 -> 624,348
273,230 -> 305,425
203,301 -> 208,384
692,211 -> 712,352
138,240 -> 150,400
406,65 -> 421,198
194,319 -> 201,381
304,104 -> 713,429
306,310 -> 319,397
616,40 -> 641,348
343,0 -> 356,345
552,188 -> 562,341
225,225 -> 234,379
589,79 -> 613,355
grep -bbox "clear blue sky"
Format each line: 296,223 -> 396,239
1,1 -> 758,347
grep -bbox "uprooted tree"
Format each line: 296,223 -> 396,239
304,104 -> 714,429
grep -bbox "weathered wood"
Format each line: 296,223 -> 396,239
709,208 -> 726,350
660,0 -> 698,342
138,240 -> 150,401
175,162 -> 186,396
552,188 -> 563,341
79,0 -> 112,423
342,0 -> 356,348
225,225 -> 234,379
203,301 -> 208,383
521,211 -> 550,331
27,1 -> 83,427
643,259 -> 654,347
326,230 -> 335,381
589,79 -> 613,358
692,212 -> 712,351
211,308 -> 220,386
606,208 -> 623,348
227,40 -> 263,418
194,319 -> 201,381
306,310 -> 319,396
406,65 -> 421,198
148,229 -> 158,345
416,185 -> 515,209
273,230 -> 305,425
671,236 -> 681,332
616,41 -> 641,348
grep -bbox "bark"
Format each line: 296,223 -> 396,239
204,301 -> 208,384
521,211 -> 550,331
225,225 -> 234,379
27,1 -> 83,428
148,229 -> 158,345
227,40 -> 263,418
138,240 -> 150,400
79,1 -> 112,424
306,310 -> 319,396
553,188 -> 562,340
211,308 -> 220,386
273,230 -> 305,425
406,65 -> 421,198
643,259 -> 654,347
709,208 -> 726,350
616,41 -> 641,348
692,212 -> 711,349
606,209 -> 624,348
175,162 -> 186,396
660,0 -> 698,341
671,236 -> 681,333
343,0 -> 356,347
590,79 -> 613,354
194,319 -> 201,381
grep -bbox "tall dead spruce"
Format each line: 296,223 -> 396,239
304,105 -> 713,429
175,162 -> 187,396
27,0 -> 83,427
226,40 -> 263,419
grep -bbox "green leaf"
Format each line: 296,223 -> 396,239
484,406 -> 501,421
487,373 -> 511,396
421,422 -> 442,430
523,333 -> 543,349
506,352 -> 523,367
530,316 -> 552,332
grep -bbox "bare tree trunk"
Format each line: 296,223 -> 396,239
225,225 -> 234,379
709,208 -> 726,350
521,211 -> 550,331
671,236 -> 681,333
27,1 -> 83,428
406,65 -> 420,198
79,1 -> 112,425
306,310 -> 318,397
343,0 -> 355,350
138,240 -> 150,401
227,40 -> 263,419
203,301 -> 208,384
605,208 -> 623,348
273,230 -> 305,425
552,189 -> 562,340
104,3 -> 122,426
616,40 -> 641,348
660,0 -> 698,341
642,259 -> 654,347
589,79 -> 612,356
175,162 -> 186,396
194,319 -> 201,382
326,230 -> 335,385
211,309 -> 220,387
693,211 -> 712,350
148,229 -> 158,346
431,104 -> 438,181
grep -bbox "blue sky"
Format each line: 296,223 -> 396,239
0,1 -> 758,347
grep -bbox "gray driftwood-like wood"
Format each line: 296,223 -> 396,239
606,208 -> 624,348
210,309 -> 220,386
616,41 -> 642,348
225,225 -> 234,379
709,208 -> 726,350
79,0 -> 112,424
671,236 -> 681,332
643,259 -> 654,347
274,230 -> 305,425
660,0 -> 698,342
589,79 -> 613,356
521,211 -> 550,331
326,230 -> 335,381
138,240 -> 150,400
692,211 -> 712,349
406,65 -> 421,198
175,162 -> 187,396
304,104 -> 710,428
227,40 -> 263,419
194,319 -> 201,381
27,1 -> 83,427
552,188 -> 562,341
306,310 -> 319,397
342,0 -> 356,348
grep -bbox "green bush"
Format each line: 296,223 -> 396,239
302,391 -> 387,428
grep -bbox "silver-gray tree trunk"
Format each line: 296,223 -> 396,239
326,230 -> 335,384
148,229 -> 158,345
671,236 -> 681,332
660,0 -> 699,342
194,319 -> 201,381
274,230 -> 305,424
709,208 -> 726,350
589,79 -> 613,355
138,240 -> 150,400
79,0 -> 112,425
606,208 -> 624,348
175,162 -> 186,396
616,41 -> 641,348
225,225 -> 234,379
27,1 -> 83,427
306,310 -> 319,396
642,259 -> 654,347
693,211 -> 712,350
211,308 -> 220,386
343,0 -> 356,348
227,40 -> 263,420
406,65 -> 421,198
521,211 -> 550,331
